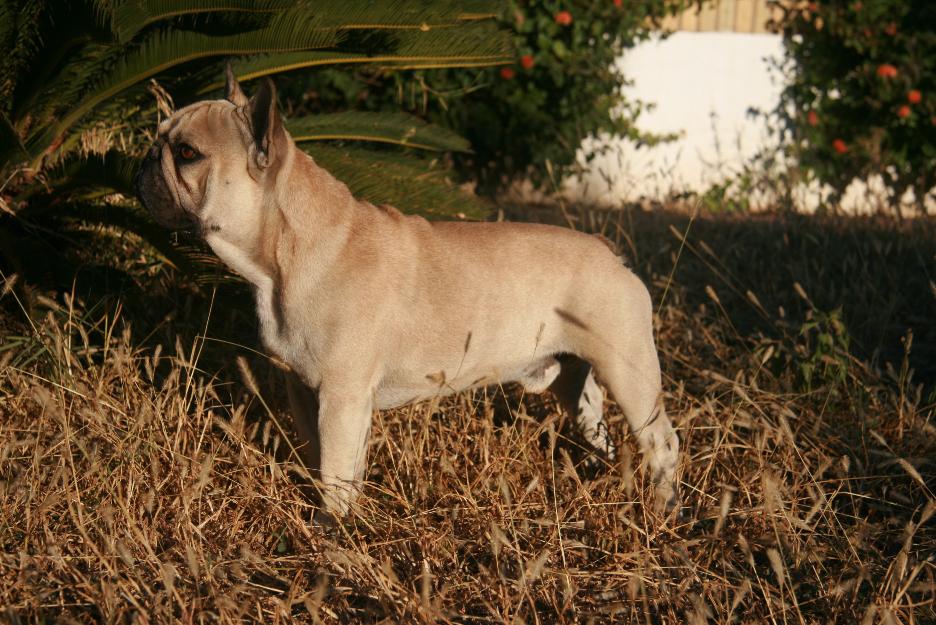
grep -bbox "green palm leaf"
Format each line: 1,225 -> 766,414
27,7 -> 342,159
2,1 -> 510,287
109,0 -> 291,43
60,201 -> 196,274
303,145 -> 490,220
0,111 -> 25,166
12,151 -> 138,215
287,112 -> 470,153
201,34 -> 512,92
107,0 -> 501,44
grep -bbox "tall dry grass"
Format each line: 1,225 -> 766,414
1,206 -> 934,623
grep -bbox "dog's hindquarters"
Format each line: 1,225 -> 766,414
547,355 -> 614,460
559,265 -> 680,513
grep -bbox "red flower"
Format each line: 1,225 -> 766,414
500,67 -> 515,80
851,1 -> 862,11
807,110 -> 819,126
898,105 -> 911,118
520,55 -> 535,70
808,2 -> 818,11
876,64 -> 898,78
555,10 -> 572,26
884,22 -> 898,36
614,0 -> 622,7
832,139 -> 848,154
908,89 -> 922,104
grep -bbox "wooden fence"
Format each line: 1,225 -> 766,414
661,0 -> 783,34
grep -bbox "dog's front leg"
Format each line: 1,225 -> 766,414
313,388 -> 373,523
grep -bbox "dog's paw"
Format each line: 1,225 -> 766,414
653,482 -> 682,520
312,508 -> 340,532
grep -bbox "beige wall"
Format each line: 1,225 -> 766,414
661,0 -> 782,34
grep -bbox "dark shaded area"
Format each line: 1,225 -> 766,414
515,204 -> 936,388
2,203 -> 935,625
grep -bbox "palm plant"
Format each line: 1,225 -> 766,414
0,0 -> 512,286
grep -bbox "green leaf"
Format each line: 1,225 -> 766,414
0,111 -> 25,167
61,201 -> 196,274
110,0 -> 291,43
287,112 -> 471,153
27,7 -> 342,159
551,40 -> 568,59
16,151 -> 139,208
110,0 -> 503,43
301,145 -> 490,220
199,21 -> 512,91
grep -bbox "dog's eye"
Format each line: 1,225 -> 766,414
177,144 -> 199,161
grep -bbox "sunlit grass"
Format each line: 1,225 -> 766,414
1,205 -> 934,623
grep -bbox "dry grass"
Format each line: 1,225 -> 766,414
1,206 -> 935,624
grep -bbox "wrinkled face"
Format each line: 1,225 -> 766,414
136,100 -> 254,231
135,70 -> 283,239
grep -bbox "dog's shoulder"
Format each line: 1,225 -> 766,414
375,203 -> 403,219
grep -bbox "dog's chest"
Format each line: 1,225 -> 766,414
255,285 -> 300,364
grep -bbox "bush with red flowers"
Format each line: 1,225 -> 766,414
554,10 -> 573,26
415,0 -> 700,194
770,1 -> 936,211
292,1 -> 698,196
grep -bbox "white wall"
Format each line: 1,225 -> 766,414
566,31 -> 786,206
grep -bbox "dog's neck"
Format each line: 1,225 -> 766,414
204,137 -> 360,357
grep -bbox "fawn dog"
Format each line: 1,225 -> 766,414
136,68 -> 679,523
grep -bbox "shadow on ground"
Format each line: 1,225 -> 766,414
2,204 -> 934,623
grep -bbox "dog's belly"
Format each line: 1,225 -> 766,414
373,355 -> 560,410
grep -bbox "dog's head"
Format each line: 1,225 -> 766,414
135,66 -> 287,236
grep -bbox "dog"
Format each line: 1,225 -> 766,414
136,67 -> 680,522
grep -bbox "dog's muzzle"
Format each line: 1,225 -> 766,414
135,144 -> 194,229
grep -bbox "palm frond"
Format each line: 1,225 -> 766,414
110,0 -> 291,42
42,150 -> 138,197
107,0 -> 502,44
287,112 -> 470,153
13,151 -> 138,213
60,201 -> 196,274
303,0 -> 501,28
302,145 -> 489,220
352,21 -> 512,58
0,111 -> 26,166
0,0 -> 44,112
7,3 -> 112,127
200,20 -> 512,92
26,7 -> 344,160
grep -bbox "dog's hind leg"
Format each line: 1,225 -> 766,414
549,355 -> 615,460
562,270 -> 679,514
591,333 -> 679,514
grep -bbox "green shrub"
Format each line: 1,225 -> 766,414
292,0 -> 697,196
0,1 -> 511,290
770,0 -> 936,212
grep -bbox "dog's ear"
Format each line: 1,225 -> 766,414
247,78 -> 281,170
225,62 -> 248,107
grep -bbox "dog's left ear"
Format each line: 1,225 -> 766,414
225,62 -> 248,107
247,78 -> 281,170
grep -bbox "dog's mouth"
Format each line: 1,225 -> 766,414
135,154 -> 198,230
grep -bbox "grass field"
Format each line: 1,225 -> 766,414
2,205 -> 935,623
